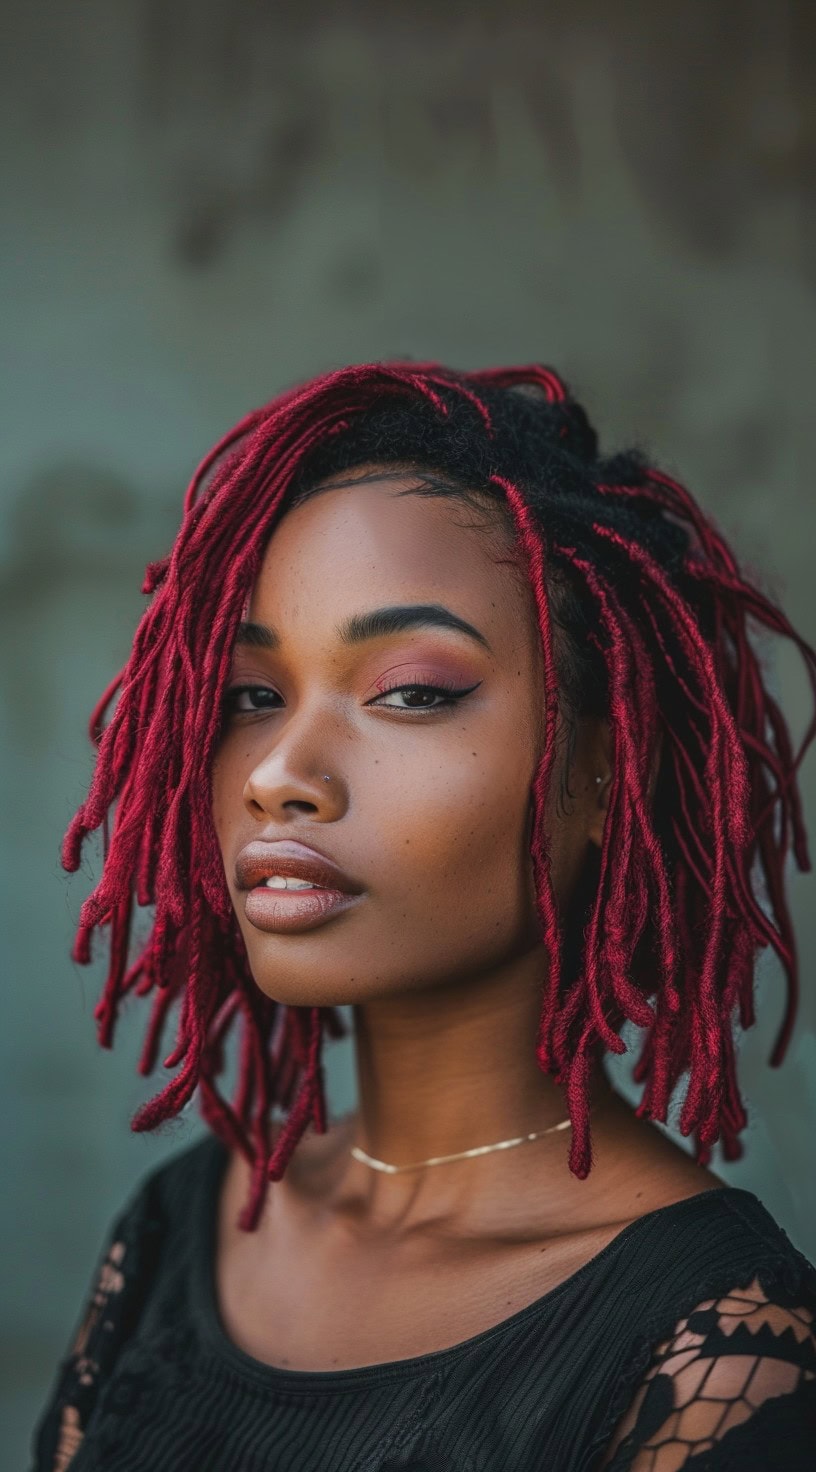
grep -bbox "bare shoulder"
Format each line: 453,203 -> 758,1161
560,1093 -> 728,1237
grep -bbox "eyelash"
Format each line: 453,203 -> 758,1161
220,680 -> 481,717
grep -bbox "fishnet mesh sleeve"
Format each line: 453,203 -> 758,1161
600,1274 -> 816,1470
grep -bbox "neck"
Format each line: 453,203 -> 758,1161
348,948 -> 609,1189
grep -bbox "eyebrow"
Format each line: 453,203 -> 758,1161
235,604 -> 491,652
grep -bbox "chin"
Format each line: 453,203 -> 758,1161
245,962 -> 388,1010
245,950 -> 453,1010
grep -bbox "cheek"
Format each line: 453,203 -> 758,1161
357,714 -> 541,972
542,810 -> 585,913
210,746 -> 244,853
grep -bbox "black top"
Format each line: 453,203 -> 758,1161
30,1134 -> 816,1471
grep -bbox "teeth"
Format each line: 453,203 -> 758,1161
263,876 -> 322,891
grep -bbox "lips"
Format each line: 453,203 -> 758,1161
234,840 -> 362,895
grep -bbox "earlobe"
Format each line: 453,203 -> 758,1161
588,771 -> 612,850
589,729 -> 660,850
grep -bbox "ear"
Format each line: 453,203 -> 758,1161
586,717 -> 612,850
586,720 -> 663,850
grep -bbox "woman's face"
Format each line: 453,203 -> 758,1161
211,471 -> 603,1008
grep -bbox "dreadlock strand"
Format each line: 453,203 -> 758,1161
266,1008 -> 326,1185
490,475 -> 564,1072
120,943 -> 150,998
646,469 -> 740,577
129,891 -> 218,1130
472,364 -> 568,404
565,1028 -> 594,1177
231,988 -> 276,1230
234,987 -> 263,1124
684,561 -> 816,836
198,1074 -> 253,1163
591,566 -> 674,971
396,363 -> 494,432
563,553 -> 676,1047
585,528 -> 752,1146
669,549 -> 813,1068
137,981 -> 180,1077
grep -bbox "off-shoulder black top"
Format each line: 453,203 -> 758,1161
30,1134 -> 816,1471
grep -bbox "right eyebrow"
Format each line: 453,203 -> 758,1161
234,603 -> 492,653
235,621 -> 278,650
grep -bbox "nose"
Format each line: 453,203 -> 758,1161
241,719 -> 349,824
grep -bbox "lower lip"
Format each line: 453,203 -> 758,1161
243,886 -> 362,934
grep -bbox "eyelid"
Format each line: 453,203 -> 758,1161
226,663 -> 434,697
223,673 -> 478,694
369,665 -> 479,695
368,662 -> 477,688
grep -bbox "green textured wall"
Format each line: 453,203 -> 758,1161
2,3 -> 815,1463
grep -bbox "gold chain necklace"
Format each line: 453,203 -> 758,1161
350,1117 -> 572,1175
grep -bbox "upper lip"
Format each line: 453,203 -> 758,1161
234,840 -> 363,894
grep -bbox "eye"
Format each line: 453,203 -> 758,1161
367,681 -> 481,712
221,684 -> 282,715
220,678 -> 482,719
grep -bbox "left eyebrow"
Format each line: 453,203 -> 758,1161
234,603 -> 492,653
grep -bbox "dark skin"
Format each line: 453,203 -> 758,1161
211,469 -> 722,1374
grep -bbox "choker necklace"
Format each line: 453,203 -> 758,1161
350,1117 -> 572,1175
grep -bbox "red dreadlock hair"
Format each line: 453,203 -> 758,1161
62,362 -> 816,1231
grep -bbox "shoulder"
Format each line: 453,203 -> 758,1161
123,1129 -> 225,1222
74,1130 -> 225,1271
66,1130 -> 223,1355
596,1189 -> 816,1470
604,1184 -> 813,1299
29,1132 -> 225,1472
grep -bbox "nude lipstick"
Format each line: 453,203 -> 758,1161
235,840 -> 363,935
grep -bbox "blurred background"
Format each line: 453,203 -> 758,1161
2,1 -> 815,1462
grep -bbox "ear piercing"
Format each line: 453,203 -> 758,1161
595,775 -> 603,784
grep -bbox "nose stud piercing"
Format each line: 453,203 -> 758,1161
595,775 -> 603,784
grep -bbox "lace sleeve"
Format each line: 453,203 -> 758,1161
599,1273 -> 816,1470
29,1189 -> 163,1472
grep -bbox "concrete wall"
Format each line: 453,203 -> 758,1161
2,3 -> 815,1462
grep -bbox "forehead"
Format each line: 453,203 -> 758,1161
246,475 -> 533,644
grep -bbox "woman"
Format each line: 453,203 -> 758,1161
32,362 -> 816,1470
